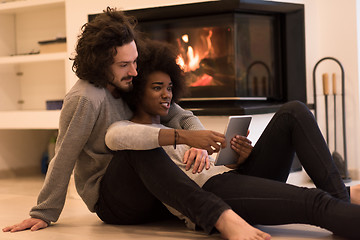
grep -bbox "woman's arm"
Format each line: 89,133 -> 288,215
158,128 -> 226,154
106,121 -> 226,154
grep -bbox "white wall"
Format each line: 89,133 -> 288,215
270,0 -> 360,176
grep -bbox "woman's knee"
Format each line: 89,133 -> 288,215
278,100 -> 312,118
280,100 -> 306,112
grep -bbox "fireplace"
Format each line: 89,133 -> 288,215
140,13 -> 277,99
90,0 -> 306,115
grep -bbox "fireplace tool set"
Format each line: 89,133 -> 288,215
312,57 -> 350,181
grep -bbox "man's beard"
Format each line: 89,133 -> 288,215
109,79 -> 133,95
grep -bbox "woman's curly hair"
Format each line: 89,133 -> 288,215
125,40 -> 187,112
71,7 -> 138,88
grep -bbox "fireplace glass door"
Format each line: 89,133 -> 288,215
138,13 -> 280,101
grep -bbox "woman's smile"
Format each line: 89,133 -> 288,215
161,101 -> 170,109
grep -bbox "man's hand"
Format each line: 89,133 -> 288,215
183,148 -> 210,174
2,218 -> 48,232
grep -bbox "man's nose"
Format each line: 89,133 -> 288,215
128,63 -> 138,76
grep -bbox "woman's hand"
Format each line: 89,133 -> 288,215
2,218 -> 48,232
226,134 -> 253,169
179,130 -> 226,155
183,148 -> 210,174
159,129 -> 226,154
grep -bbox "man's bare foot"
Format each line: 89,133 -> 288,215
215,209 -> 271,240
350,184 -> 360,205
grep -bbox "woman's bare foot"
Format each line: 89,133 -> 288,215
350,184 -> 360,205
215,209 -> 271,240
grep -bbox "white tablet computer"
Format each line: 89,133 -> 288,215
214,116 -> 252,166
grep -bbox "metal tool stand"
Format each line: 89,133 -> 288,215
312,57 -> 350,182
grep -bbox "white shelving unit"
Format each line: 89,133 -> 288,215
0,110 -> 61,129
0,0 -> 67,129
0,52 -> 67,65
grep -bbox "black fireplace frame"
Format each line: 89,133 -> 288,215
91,0 -> 306,115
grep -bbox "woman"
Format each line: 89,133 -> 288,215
106,40 -> 360,239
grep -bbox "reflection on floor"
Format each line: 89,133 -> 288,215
0,172 -> 354,240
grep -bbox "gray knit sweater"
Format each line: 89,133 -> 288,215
29,79 -> 205,224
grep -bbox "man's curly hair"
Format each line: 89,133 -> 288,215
71,7 -> 137,88
125,40 -> 187,112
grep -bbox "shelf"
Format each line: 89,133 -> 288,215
0,52 -> 67,64
0,0 -> 64,14
0,110 -> 60,129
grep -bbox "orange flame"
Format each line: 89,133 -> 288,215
176,55 -> 185,70
187,46 -> 200,71
177,30 -> 216,86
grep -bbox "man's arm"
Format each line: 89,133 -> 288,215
105,122 -> 161,151
4,96 -> 99,233
31,96 -> 97,221
161,103 -> 205,130
3,218 -> 48,232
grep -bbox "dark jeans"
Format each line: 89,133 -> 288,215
95,148 -> 229,234
203,101 -> 360,239
96,100 -> 359,238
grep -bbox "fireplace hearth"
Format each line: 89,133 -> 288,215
90,0 -> 306,115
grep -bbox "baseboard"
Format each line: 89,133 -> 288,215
348,168 -> 360,180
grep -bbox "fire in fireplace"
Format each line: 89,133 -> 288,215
90,0 -> 306,115
138,12 -> 277,101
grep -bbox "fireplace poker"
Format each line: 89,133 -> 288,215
332,73 -> 337,150
331,73 -> 346,178
322,73 -> 329,145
